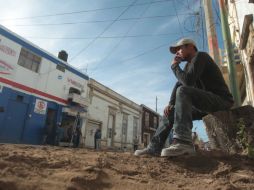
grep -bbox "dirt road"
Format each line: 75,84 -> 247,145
0,144 -> 253,190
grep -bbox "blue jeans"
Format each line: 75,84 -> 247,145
147,86 -> 233,154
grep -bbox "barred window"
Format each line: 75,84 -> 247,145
18,48 -> 41,72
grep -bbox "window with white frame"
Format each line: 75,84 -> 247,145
18,48 -> 41,72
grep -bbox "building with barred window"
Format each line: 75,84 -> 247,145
140,104 -> 159,147
84,79 -> 141,150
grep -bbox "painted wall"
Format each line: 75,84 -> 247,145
0,25 -> 89,144
0,25 -> 89,105
0,85 -> 64,144
86,80 -> 141,150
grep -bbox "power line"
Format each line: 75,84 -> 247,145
181,0 -> 199,43
212,0 -> 221,25
81,42 -> 169,72
172,0 -> 184,37
5,14 -> 193,27
183,0 -> 195,12
183,15 -> 198,33
69,0 -> 139,63
121,43 -> 169,63
0,0 -> 174,21
85,37 -> 182,74
90,0 -> 155,75
24,32 -> 194,40
76,0 -> 198,73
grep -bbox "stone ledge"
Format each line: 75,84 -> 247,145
203,105 -> 254,156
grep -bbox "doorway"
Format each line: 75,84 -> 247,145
85,120 -> 101,148
143,133 -> 150,148
44,108 -> 57,145
0,99 -> 28,143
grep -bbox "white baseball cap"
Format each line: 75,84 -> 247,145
169,38 -> 197,54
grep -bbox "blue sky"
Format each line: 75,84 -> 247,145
0,0 -> 223,141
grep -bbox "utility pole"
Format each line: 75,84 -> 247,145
155,96 -> 157,113
218,0 -> 241,107
203,0 -> 221,66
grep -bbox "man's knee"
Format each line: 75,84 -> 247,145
176,86 -> 193,97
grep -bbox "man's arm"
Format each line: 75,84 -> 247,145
171,52 -> 206,86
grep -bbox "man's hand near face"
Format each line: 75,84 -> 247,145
172,55 -> 182,65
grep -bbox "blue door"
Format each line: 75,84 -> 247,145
0,100 -> 28,143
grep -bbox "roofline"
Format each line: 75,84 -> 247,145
0,25 -> 89,80
89,78 -> 141,111
140,104 -> 159,115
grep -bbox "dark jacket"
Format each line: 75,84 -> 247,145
169,51 -> 234,106
94,129 -> 101,139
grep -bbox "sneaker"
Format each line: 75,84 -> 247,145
134,148 -> 152,156
161,141 -> 195,157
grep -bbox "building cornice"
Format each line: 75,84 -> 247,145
88,79 -> 141,112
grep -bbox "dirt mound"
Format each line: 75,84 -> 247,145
0,144 -> 254,190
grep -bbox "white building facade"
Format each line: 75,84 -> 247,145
83,79 -> 141,150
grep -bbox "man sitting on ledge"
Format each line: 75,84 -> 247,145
134,38 -> 234,157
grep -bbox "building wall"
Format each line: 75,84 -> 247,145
0,85 -> 64,144
84,79 -> 141,150
0,25 -> 89,144
227,0 -> 254,105
233,1 -> 254,33
141,105 -> 159,147
0,26 -> 88,103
